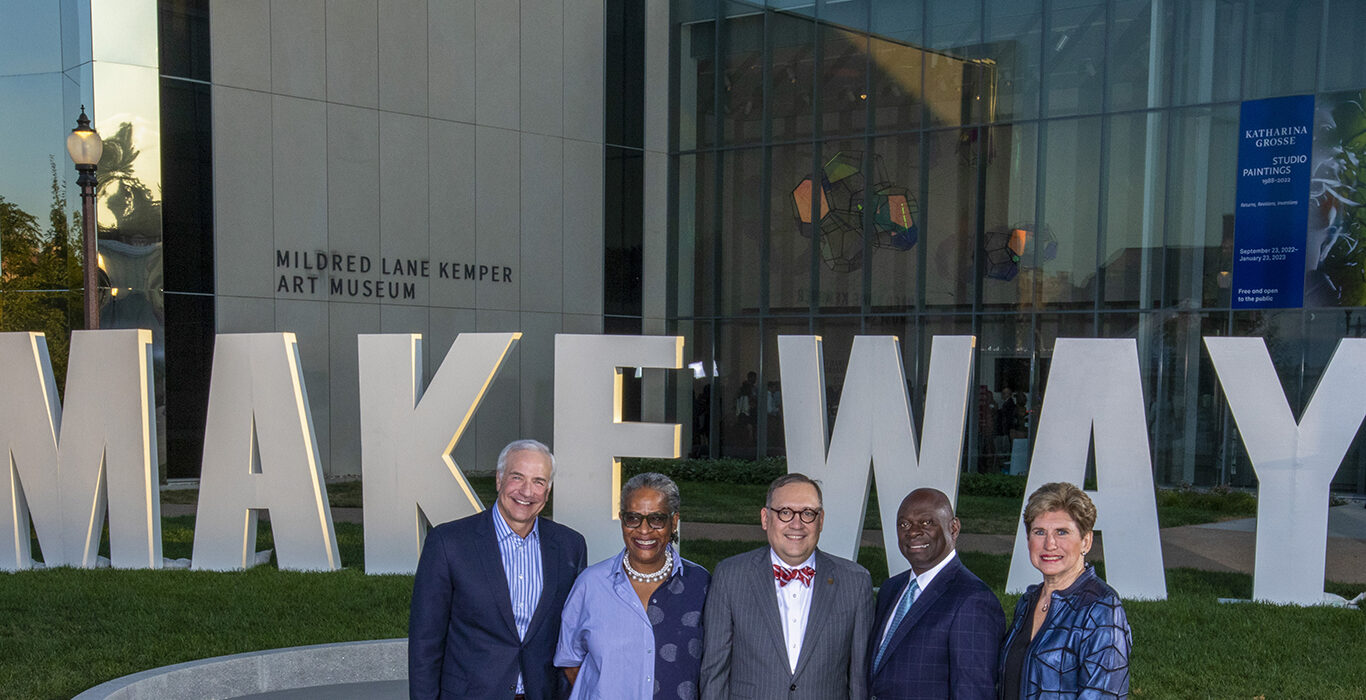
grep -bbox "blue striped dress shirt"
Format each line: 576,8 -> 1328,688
493,502 -> 544,694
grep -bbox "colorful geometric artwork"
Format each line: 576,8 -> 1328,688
790,151 -> 919,272
792,177 -> 830,228
984,225 -> 1058,281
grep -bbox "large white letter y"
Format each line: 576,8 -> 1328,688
1205,336 -> 1366,605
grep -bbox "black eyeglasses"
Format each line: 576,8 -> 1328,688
768,507 -> 821,523
621,511 -> 672,529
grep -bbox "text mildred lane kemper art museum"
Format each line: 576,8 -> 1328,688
2,331 -> 1362,606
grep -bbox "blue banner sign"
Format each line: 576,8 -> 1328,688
1232,95 -> 1315,309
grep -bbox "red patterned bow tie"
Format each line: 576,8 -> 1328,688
773,564 -> 815,587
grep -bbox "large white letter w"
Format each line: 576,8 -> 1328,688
779,335 -> 975,576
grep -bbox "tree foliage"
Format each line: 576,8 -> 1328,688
0,161 -> 84,386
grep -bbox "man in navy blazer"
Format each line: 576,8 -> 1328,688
868,488 -> 1005,700
409,439 -> 588,699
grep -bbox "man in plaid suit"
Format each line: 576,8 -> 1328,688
867,488 -> 1005,700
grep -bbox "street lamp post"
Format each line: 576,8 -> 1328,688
65,106 -> 103,329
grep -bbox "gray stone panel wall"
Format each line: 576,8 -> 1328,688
211,0 -> 608,476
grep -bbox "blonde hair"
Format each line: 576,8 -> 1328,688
1023,482 -> 1096,534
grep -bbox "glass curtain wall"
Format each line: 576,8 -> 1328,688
0,1 -> 209,479
0,2 -> 91,389
159,0 -> 214,477
671,0 -> 1366,493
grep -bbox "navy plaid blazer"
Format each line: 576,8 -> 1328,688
867,555 -> 1005,700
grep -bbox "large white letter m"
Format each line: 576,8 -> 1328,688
0,330 -> 161,571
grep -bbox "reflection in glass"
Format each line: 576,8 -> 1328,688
1105,0 -> 1164,113
0,195 -> 83,382
677,16 -> 716,151
922,129 -> 978,309
0,3 -> 65,74
820,26 -> 869,138
718,148 -> 764,315
92,0 -> 160,68
1304,310 -> 1366,491
1322,2 -> 1366,92
1305,90 -> 1366,308
716,320 -> 761,458
870,0 -> 924,46
606,146 -> 644,327
683,151 -> 715,318
722,11 -> 765,147
159,0 -> 211,81
984,0 -> 1041,122
812,315 -> 861,425
926,0 -> 980,55
1165,105 -> 1238,309
869,133 -> 922,312
668,1 -> 1366,491
768,12 -> 816,144
1036,117 -> 1099,308
1155,312 -> 1234,485
677,319 -> 712,458
815,139 -> 870,311
1101,111 -> 1165,310
977,314 -> 1034,474
758,317 -> 809,457
0,75 -> 72,222
869,33 -> 924,132
769,143 -> 815,312
981,122 -> 1036,309
1167,1 -> 1242,107
1042,0 -> 1105,118
88,7 -> 165,474
1243,0 -> 1321,102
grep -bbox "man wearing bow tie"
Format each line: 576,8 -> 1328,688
700,473 -> 873,700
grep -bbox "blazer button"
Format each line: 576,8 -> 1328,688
789,683 -> 797,691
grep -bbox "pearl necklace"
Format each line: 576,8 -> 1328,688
623,547 -> 673,583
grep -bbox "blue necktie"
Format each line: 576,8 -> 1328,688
873,578 -> 919,671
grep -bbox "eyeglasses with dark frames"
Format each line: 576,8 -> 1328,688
767,507 -> 821,524
621,511 -> 673,529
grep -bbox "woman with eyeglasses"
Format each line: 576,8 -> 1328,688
555,472 -> 711,699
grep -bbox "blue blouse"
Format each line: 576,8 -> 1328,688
555,546 -> 710,699
999,565 -> 1132,699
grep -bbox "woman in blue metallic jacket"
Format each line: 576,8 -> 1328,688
998,482 -> 1131,699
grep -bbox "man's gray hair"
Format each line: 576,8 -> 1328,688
620,472 -> 682,514
496,439 -> 556,481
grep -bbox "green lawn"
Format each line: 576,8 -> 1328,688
6,525 -> 1363,699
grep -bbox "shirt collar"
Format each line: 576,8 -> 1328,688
910,548 -> 957,592
491,501 -> 539,542
770,548 -> 816,571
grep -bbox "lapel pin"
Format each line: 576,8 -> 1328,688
827,577 -> 834,585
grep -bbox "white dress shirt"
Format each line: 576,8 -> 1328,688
770,549 -> 816,673
878,549 -> 957,645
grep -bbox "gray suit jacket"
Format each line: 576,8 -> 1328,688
700,546 -> 874,700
